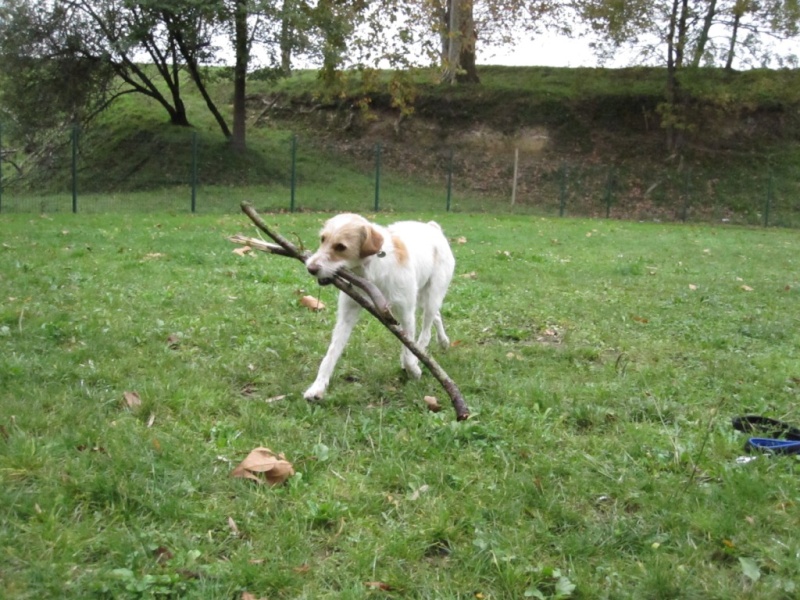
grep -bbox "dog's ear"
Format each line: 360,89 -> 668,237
360,225 -> 384,257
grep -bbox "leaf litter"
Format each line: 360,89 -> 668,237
231,447 -> 295,486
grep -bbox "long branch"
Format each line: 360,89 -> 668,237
233,202 -> 470,421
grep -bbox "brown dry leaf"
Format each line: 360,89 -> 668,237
166,334 -> 181,349
409,484 -> 430,501
144,253 -> 165,260
265,394 -> 287,404
123,391 -> 142,409
241,593 -> 267,600
423,396 -> 442,413
293,564 -> 311,574
456,236 -> 467,244
632,315 -> 649,324
153,546 -> 173,564
299,295 -> 326,311
231,447 -> 295,486
146,413 -> 156,428
364,581 -> 393,591
741,285 -> 754,292
233,245 -> 252,256
460,271 -> 477,279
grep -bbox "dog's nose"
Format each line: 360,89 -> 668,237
307,263 -> 320,276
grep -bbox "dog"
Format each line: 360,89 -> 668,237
303,213 -> 455,400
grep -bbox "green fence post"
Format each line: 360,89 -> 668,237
290,134 -> 297,213
71,124 -> 78,213
604,167 -> 614,218
764,170 -> 773,227
190,131 -> 198,213
681,168 -> 691,222
559,164 -> 567,217
446,148 -> 453,212
374,143 -> 381,212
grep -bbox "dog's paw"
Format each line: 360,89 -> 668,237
438,335 -> 451,351
303,384 -> 326,401
404,360 -> 423,380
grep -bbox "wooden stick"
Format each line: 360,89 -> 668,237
232,202 -> 470,421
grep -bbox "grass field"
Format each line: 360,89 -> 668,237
1,210 -> 799,599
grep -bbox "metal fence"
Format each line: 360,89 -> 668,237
1,124 -> 797,227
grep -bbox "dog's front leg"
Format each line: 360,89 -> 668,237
303,293 -> 361,400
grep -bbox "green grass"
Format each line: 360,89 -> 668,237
2,211 -> 800,599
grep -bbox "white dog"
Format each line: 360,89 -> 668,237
303,213 -> 455,400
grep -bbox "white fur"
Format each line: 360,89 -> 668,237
303,213 -> 455,400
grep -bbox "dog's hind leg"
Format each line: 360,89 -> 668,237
394,302 -> 422,379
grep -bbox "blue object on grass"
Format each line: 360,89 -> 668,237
745,438 -> 800,454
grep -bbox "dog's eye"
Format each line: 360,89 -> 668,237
334,243 -> 347,252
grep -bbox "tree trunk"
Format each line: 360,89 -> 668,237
441,0 -> 479,84
455,0 -> 479,83
231,0 -> 249,152
691,0 -> 717,67
725,10 -> 742,70
663,0 -> 691,152
171,28 -> 233,139
280,0 -> 294,75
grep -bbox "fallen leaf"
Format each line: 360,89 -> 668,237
460,271 -> 478,279
231,447 -> 295,486
456,236 -> 467,244
300,295 -> 325,311
144,253 -> 165,260
153,546 -> 173,564
632,315 -> 649,323
123,391 -> 141,409
423,396 -> 442,413
152,437 -> 161,452
227,516 -> 239,535
265,394 -> 287,404
167,334 -> 181,349
233,246 -> 252,256
293,564 -> 311,573
688,284 -> 697,290
741,285 -> 753,292
240,383 -> 258,397
409,484 -> 430,501
146,413 -> 156,428
364,581 -> 393,591
740,557 -> 761,582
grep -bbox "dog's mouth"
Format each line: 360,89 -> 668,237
317,277 -> 334,286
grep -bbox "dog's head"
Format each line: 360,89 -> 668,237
306,214 -> 384,284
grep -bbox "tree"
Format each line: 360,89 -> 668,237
0,1 -> 115,133
577,0 -> 800,150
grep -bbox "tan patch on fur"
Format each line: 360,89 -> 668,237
392,235 -> 409,265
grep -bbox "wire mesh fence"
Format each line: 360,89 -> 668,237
1,124 -> 797,227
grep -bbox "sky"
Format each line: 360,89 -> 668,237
479,37 -> 601,68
